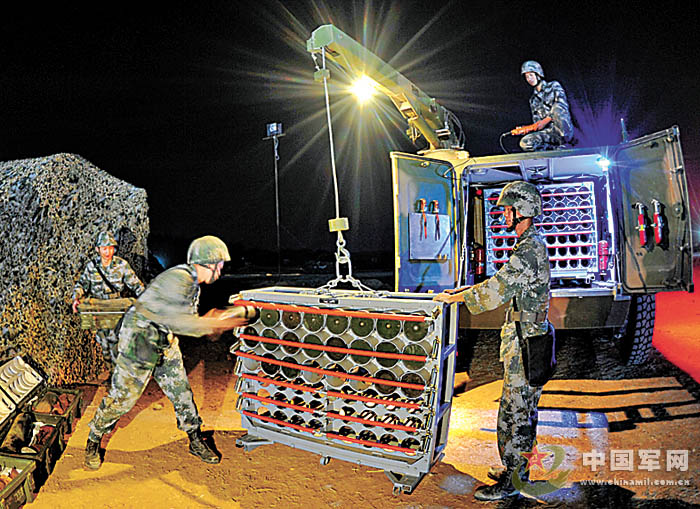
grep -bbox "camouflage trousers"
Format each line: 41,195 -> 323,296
519,127 -> 568,152
88,336 -> 202,441
95,329 -> 118,364
497,343 -> 543,472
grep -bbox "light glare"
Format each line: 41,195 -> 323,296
351,75 -> 377,103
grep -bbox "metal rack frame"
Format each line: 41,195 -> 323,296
230,287 -> 458,494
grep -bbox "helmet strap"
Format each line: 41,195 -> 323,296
205,264 -> 216,284
206,262 -> 222,284
506,208 -> 526,233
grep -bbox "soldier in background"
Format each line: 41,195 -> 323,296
433,181 -> 550,501
84,235 -> 249,470
517,60 -> 574,151
72,231 -> 145,364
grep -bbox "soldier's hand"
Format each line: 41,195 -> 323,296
203,307 -> 225,319
433,292 -> 459,304
212,316 -> 250,333
71,299 -> 80,314
444,286 -> 470,295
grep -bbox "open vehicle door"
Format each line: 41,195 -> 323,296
610,125 -> 694,293
391,152 -> 460,292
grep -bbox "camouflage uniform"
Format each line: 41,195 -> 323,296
519,61 -> 574,152
460,223 -> 550,475
72,256 -> 144,362
88,263 -> 222,441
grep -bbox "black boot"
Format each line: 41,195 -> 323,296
188,429 -> 220,464
84,437 -> 102,470
474,476 -> 519,501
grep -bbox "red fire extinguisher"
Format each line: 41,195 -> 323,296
652,199 -> 664,245
634,203 -> 647,246
598,240 -> 609,272
474,246 -> 485,276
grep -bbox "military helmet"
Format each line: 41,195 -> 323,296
95,231 -> 117,247
496,181 -> 542,217
521,60 -> 544,79
187,235 -> 231,265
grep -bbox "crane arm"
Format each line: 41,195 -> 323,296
306,24 -> 464,151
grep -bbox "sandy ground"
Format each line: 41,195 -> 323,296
21,262 -> 700,508
22,333 -> 700,509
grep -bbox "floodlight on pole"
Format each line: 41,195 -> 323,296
263,122 -> 285,278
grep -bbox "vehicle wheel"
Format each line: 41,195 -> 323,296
616,294 -> 655,365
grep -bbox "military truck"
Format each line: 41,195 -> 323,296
306,25 -> 694,365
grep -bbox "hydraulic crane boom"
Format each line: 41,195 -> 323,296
306,24 -> 464,151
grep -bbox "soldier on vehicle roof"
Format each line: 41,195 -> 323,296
434,181 -> 551,501
72,231 -> 145,364
516,60 -> 574,151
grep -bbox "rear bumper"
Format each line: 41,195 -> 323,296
458,292 -> 631,330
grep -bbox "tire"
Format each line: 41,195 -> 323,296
617,294 -> 655,365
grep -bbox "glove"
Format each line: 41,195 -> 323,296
510,116 -> 552,135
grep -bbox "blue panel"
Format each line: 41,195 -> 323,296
393,154 -> 457,293
408,213 -> 451,260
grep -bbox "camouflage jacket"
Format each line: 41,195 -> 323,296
462,225 -> 551,360
530,79 -> 574,141
72,256 -> 144,301
118,264 -> 222,365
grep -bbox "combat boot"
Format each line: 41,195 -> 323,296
188,428 -> 220,464
84,437 -> 102,470
474,475 -> 519,501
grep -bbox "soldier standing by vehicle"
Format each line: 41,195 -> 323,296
72,231 -> 145,364
433,181 -> 550,501
84,235 -> 249,470
515,60 -> 574,152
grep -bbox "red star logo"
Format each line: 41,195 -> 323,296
520,444 -> 551,471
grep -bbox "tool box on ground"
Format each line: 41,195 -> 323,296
230,287 -> 458,495
0,456 -> 37,509
77,297 -> 134,330
0,356 -> 81,497
29,387 -> 82,435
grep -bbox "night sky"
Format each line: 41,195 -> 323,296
3,1 -> 699,268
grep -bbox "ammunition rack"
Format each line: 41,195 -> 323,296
230,288 -> 458,495
484,181 -> 600,279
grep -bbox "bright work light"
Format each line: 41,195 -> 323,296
350,75 -> 377,103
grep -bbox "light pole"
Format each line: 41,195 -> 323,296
263,122 -> 285,278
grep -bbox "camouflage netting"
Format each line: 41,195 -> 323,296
0,153 -> 149,384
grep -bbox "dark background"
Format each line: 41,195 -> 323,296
3,1 -> 699,271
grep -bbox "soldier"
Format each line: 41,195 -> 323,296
84,235 -> 249,470
517,60 -> 574,151
72,231 -> 145,364
433,181 -> 550,501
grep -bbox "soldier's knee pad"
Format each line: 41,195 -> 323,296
519,135 -> 537,152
